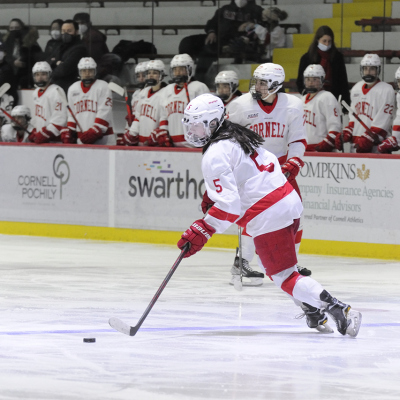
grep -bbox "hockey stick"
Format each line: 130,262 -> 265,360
0,107 -> 32,135
108,82 -> 133,124
341,100 -> 376,142
109,242 -> 190,336
56,86 -> 83,132
184,82 -> 190,103
232,227 -> 243,291
0,83 -> 11,98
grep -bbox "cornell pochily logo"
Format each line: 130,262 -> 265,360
53,154 -> 70,199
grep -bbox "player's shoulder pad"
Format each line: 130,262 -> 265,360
202,139 -> 236,176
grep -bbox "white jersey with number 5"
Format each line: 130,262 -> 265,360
32,84 -> 67,138
159,81 -> 209,147
302,90 -> 341,147
349,80 -> 395,139
67,79 -> 116,145
202,139 -> 303,237
227,92 -> 307,164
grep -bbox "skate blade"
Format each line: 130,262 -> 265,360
346,309 -> 362,337
316,322 -> 334,334
229,276 -> 263,287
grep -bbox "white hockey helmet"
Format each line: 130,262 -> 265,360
134,61 -> 148,88
249,63 -> 285,101
303,64 -> 325,93
182,93 -> 225,147
360,53 -> 381,83
32,61 -> 52,87
11,105 -> 31,129
78,57 -> 97,84
146,59 -> 166,85
395,66 -> 400,91
215,70 -> 239,102
170,53 -> 194,84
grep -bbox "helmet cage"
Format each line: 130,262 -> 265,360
360,65 -> 380,83
249,77 -> 281,101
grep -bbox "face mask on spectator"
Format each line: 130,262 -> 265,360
79,24 -> 88,35
62,33 -> 73,44
0,52 -> 4,62
51,30 -> 61,40
235,0 -> 248,8
318,42 -> 331,52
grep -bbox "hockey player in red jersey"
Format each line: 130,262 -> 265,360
60,57 -> 116,145
224,63 -> 310,283
177,93 -> 362,337
215,70 -> 242,107
302,64 -> 342,152
31,61 -> 67,144
378,66 -> 400,154
336,54 -> 395,153
157,53 -> 209,147
124,59 -> 168,146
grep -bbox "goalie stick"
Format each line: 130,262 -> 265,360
109,242 -> 190,336
0,82 -> 11,98
56,86 -> 83,132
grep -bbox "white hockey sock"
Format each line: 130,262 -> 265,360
292,277 -> 324,309
241,234 -> 256,262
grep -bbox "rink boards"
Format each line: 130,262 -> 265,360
0,143 -> 399,260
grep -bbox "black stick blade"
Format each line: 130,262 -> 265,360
109,317 -> 137,336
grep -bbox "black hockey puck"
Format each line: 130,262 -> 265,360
83,338 -> 96,343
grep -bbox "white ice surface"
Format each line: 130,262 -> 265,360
0,235 -> 399,400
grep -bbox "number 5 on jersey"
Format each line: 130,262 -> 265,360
213,179 -> 223,193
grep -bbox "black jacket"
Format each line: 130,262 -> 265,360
52,35 -> 88,94
296,51 -> 350,105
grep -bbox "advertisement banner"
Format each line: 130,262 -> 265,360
298,155 -> 399,245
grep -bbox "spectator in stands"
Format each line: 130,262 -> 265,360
301,64 -> 342,152
51,20 -> 88,94
43,19 -> 64,68
2,18 -> 42,89
0,41 -> 19,107
214,70 -> 242,107
179,0 -> 263,86
336,54 -> 394,154
296,25 -> 350,107
0,105 -> 34,143
73,13 -> 109,64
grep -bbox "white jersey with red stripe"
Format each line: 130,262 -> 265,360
348,80 -> 395,139
32,84 -> 67,138
130,85 -> 167,145
1,123 -> 33,143
131,88 -> 143,118
203,138 -> 303,238
159,80 -> 209,147
226,92 -> 307,164
302,90 -> 341,146
391,91 -> 400,142
67,79 -> 115,145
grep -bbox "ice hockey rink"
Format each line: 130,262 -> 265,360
0,234 -> 399,400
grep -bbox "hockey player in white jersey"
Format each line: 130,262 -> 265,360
1,105 -> 34,143
378,66 -> 400,153
130,61 -> 148,124
335,53 -> 395,153
177,93 -> 362,337
215,70 -> 242,107
157,53 -> 209,147
124,59 -> 168,146
61,57 -> 115,145
302,64 -> 341,152
30,62 -> 68,144
224,63 -> 310,283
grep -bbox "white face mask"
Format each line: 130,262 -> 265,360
79,24 -> 88,35
235,0 -> 248,8
318,42 -> 331,52
51,30 -> 61,40
0,51 -> 4,62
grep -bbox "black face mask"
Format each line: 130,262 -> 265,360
171,75 -> 188,84
305,87 -> 318,94
145,78 -> 157,86
61,33 -> 73,44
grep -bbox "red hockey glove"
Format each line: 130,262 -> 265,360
177,219 -> 216,258
201,190 -> 215,214
151,128 -> 172,147
355,131 -> 377,153
28,128 -> 37,143
125,114 -> 134,127
315,133 -> 336,152
378,136 -> 400,154
34,127 -> 54,144
336,125 -> 353,150
281,157 -> 304,182
80,125 -> 103,144
123,130 -> 139,146
116,133 -> 125,146
60,127 -> 76,144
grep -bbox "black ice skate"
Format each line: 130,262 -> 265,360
230,249 -> 264,287
297,264 -> 312,276
298,303 -> 333,334
320,290 -> 362,337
